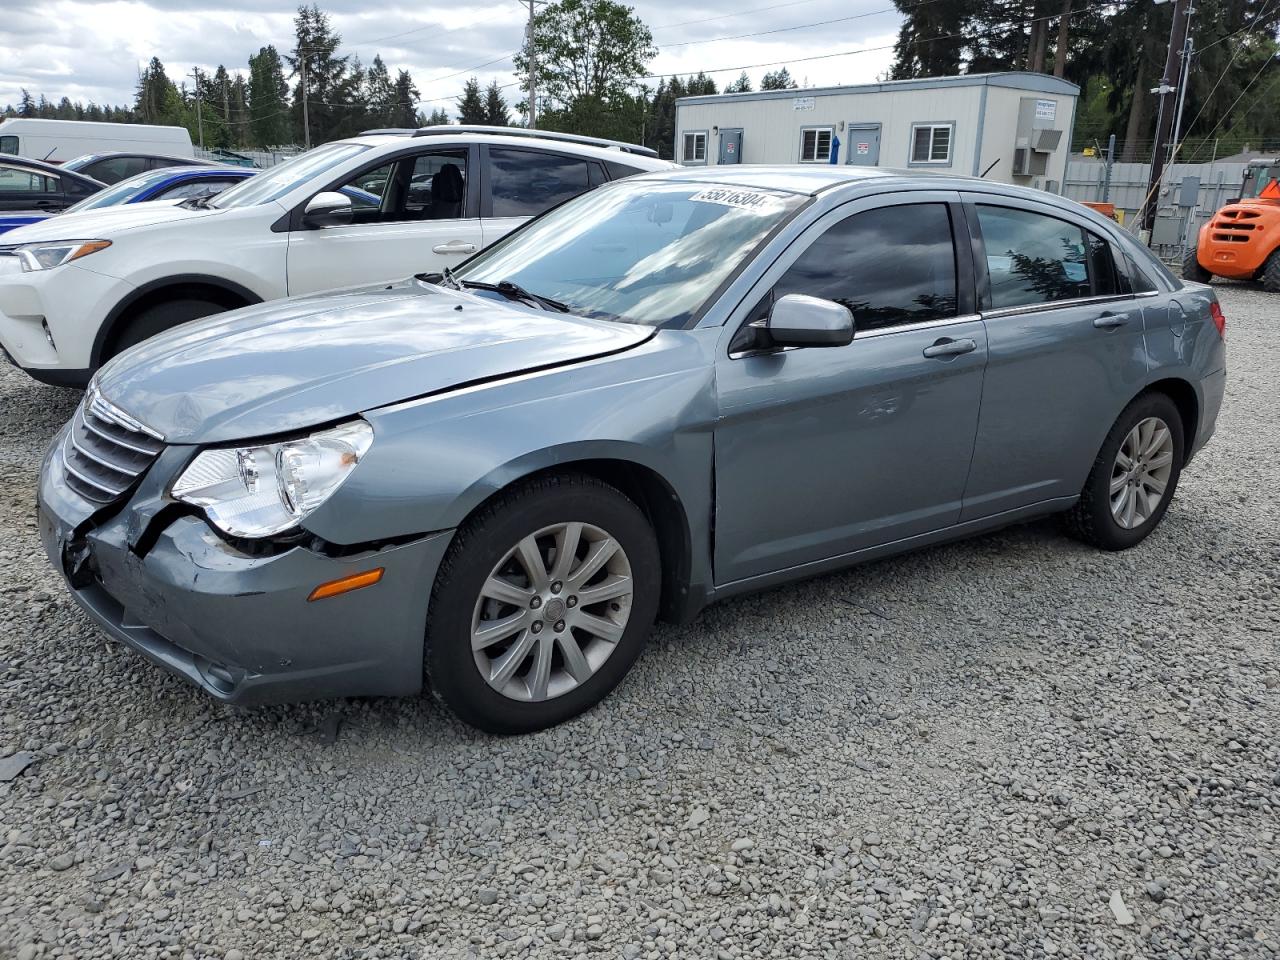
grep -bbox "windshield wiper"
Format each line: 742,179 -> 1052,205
460,278 -> 570,313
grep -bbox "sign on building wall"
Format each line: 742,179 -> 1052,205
1035,99 -> 1057,121
793,97 -> 816,111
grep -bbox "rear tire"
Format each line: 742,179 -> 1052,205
425,473 -> 660,734
106,298 -> 226,360
1062,392 -> 1184,551
1261,250 -> 1280,293
1182,250 -> 1212,283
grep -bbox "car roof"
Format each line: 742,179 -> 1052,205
66,152 -> 214,165
0,151 -> 106,186
627,164 -> 965,194
338,132 -> 672,168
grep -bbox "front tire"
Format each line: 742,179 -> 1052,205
1261,250 -> 1280,293
1182,250 -> 1212,284
1063,393 -> 1184,551
106,298 -> 226,360
425,473 -> 660,734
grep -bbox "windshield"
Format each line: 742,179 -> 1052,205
1244,164 -> 1280,199
65,168 -> 176,212
211,143 -> 369,208
62,154 -> 100,171
453,181 -> 804,328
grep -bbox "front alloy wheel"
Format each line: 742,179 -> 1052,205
426,474 -> 660,734
472,522 -> 634,702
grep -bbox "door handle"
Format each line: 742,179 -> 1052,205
432,240 -> 476,255
922,337 -> 977,359
1093,311 -> 1130,329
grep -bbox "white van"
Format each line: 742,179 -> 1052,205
0,118 -> 193,164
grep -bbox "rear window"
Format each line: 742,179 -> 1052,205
488,148 -> 591,218
977,205 -> 1123,309
605,159 -> 646,180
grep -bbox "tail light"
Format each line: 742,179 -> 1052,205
1209,301 -> 1227,340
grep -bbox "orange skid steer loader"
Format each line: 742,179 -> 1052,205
1184,159 -> 1280,291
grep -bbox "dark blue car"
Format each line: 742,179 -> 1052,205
0,165 -> 256,234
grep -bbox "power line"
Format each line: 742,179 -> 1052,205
660,3 -> 936,50
651,0 -> 836,31
645,0 -> 1114,80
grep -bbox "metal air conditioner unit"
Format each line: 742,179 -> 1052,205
1012,146 -> 1048,177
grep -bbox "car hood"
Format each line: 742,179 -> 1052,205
94,279 -> 655,444
0,212 -> 52,235
0,200 -> 215,242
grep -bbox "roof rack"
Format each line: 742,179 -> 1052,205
400,125 -> 658,157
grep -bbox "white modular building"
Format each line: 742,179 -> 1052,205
673,72 -> 1079,192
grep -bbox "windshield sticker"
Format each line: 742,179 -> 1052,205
689,188 -> 785,214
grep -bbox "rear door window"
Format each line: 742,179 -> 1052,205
0,135 -> 17,154
772,203 -> 958,332
977,205 -> 1122,309
487,148 -> 591,218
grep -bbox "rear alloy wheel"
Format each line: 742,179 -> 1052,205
1063,393 -> 1184,550
1182,250 -> 1212,284
425,474 -> 660,734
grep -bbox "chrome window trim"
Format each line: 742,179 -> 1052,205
981,291 -> 1152,321
728,312 -> 982,358
856,312 -> 982,339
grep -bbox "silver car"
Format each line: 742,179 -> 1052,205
37,166 -> 1227,733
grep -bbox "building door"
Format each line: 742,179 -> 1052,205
846,123 -> 881,166
718,129 -> 743,164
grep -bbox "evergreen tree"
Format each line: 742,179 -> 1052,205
364,55 -> 396,128
286,4 -> 353,146
760,67 -> 796,90
457,76 -> 486,124
426,106 -> 451,126
686,72 -> 717,96
248,45 -> 292,148
18,90 -> 36,118
726,72 -> 752,93
484,80 -> 509,126
391,70 -> 421,127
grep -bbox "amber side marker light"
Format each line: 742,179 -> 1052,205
308,568 -> 384,602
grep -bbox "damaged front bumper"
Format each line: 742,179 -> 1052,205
38,426 -> 453,706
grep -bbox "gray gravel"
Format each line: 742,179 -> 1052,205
2,284 -> 1277,959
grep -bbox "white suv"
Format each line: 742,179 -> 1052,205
0,127 -> 672,386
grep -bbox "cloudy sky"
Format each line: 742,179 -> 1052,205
0,0 -> 903,113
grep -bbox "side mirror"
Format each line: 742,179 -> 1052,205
301,191 -> 353,229
767,294 -> 855,348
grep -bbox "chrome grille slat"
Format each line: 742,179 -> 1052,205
79,407 -> 163,456
61,435 -> 133,498
57,388 -> 165,505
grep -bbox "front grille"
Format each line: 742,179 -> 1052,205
60,387 -> 164,504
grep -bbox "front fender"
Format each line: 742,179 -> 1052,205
301,327 -> 720,580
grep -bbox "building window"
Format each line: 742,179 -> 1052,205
800,127 -> 834,163
682,131 -> 707,164
910,123 -> 953,165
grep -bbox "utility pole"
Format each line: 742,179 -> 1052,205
300,54 -> 311,149
525,0 -> 538,129
1141,0 -> 1193,233
190,68 -> 205,151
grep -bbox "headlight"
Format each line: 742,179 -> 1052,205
16,239 -> 112,272
171,420 -> 373,538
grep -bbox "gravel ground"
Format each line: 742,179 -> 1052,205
1,284 -> 1277,960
